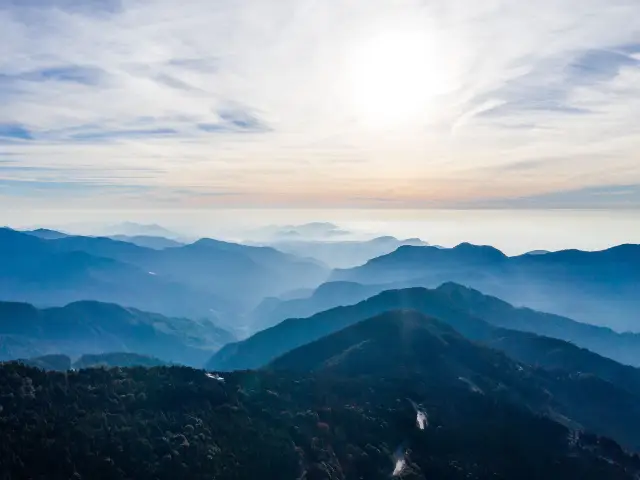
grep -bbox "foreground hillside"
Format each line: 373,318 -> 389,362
268,310 -> 640,450
19,352 -> 168,371
2,361 -> 639,479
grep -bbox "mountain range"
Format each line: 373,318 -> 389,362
1,227 -> 328,320
18,352 -> 167,371
210,285 -> 640,401
258,235 -> 429,268
0,300 -> 233,366
251,282 -> 640,366
108,234 -> 185,249
102,221 -> 184,239
250,221 -> 352,241
330,242 -> 640,331
3,312 -> 640,478
269,310 -> 640,451
3,222 -> 640,478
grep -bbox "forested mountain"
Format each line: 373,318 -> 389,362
330,243 -> 640,331
0,300 -> 233,366
0,228 -> 230,319
251,281 -> 381,332
73,352 -> 167,369
18,353 -> 72,371
151,238 -> 327,305
209,287 -> 640,400
268,310 -> 640,450
47,233 -> 327,305
251,281 -> 640,367
17,352 -> 168,371
2,359 -> 640,479
0,228 -> 328,319
434,283 -> 640,366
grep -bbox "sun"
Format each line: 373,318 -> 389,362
346,28 -> 452,129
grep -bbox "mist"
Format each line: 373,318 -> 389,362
3,208 -> 638,255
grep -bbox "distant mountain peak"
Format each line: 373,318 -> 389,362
370,235 -> 398,242
109,235 -> 184,250
108,222 -> 182,239
24,228 -> 70,240
453,242 -> 507,256
404,237 -> 427,243
190,237 -> 230,248
365,243 -> 508,266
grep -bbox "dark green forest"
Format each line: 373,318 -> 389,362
18,352 -> 168,371
2,363 -> 640,480
3,310 -> 640,479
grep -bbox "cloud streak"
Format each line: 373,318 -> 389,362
1,0 -> 639,209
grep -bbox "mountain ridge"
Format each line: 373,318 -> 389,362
267,310 -> 640,450
330,242 -> 640,331
250,281 -> 640,366
0,227 -> 328,318
0,299 -> 234,366
209,286 -> 640,399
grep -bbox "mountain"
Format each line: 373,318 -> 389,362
250,281 -> 381,332
23,228 -> 69,240
209,287 -> 640,399
0,228 -> 328,317
49,234 -> 328,306
109,234 -> 185,249
0,334 -> 42,360
261,236 -> 429,268
269,310 -> 640,450
2,362 -> 640,479
0,228 -> 229,319
105,221 -> 183,239
251,222 -> 351,241
330,243 -> 640,331
73,352 -> 167,369
434,282 -> 640,366
17,352 -> 168,371
140,238 -> 328,306
0,300 -> 234,366
17,354 -> 72,371
250,281 -> 640,367
268,310 -> 504,375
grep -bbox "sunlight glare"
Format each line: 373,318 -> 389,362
347,28 -> 453,129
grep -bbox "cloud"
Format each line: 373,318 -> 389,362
69,127 -> 178,141
0,65 -> 105,86
0,123 -> 33,140
0,0 -> 639,209
473,184 -> 640,209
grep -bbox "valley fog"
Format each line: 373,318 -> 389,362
5,208 -> 639,256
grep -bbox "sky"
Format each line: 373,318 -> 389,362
1,0 -> 640,211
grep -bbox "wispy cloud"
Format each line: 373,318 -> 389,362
481,183 -> 640,209
0,123 -> 33,140
0,0 -> 639,209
